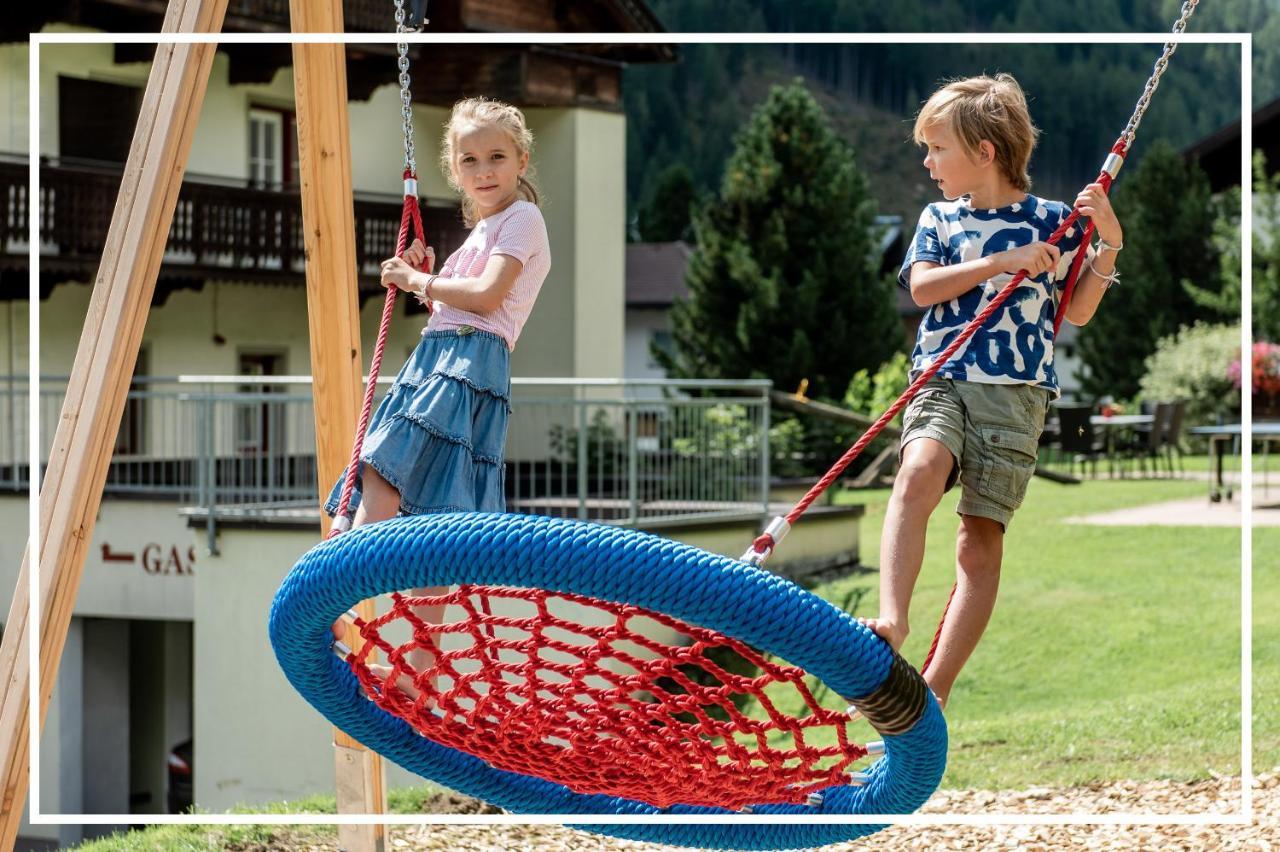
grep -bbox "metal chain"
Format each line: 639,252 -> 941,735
392,0 -> 426,175
1122,0 -> 1200,147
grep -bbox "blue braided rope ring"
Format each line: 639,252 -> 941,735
269,512 -> 947,850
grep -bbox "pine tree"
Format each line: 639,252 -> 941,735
1076,140 -> 1223,399
636,163 -> 697,242
1254,150 -> 1280,343
655,81 -> 902,400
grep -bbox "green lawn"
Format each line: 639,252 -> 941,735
825,465 -> 1273,789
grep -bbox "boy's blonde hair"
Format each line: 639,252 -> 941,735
440,97 -> 540,227
913,73 -> 1039,192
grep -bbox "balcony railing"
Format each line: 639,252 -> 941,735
3,376 -> 773,552
0,156 -> 467,286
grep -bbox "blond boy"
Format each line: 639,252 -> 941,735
863,74 -> 1124,708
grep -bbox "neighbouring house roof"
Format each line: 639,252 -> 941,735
1183,96 -> 1280,192
626,241 -> 693,307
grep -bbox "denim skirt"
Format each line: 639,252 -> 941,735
324,328 -> 510,518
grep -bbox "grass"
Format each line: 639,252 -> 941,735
819,461 -> 1271,789
69,789 -> 449,850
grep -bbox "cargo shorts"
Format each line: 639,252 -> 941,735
899,377 -> 1051,530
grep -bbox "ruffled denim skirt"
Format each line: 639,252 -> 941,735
324,328 -> 510,518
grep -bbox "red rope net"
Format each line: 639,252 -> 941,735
346,586 -> 872,810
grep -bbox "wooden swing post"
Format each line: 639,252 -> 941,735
0,1 -> 228,847
289,2 -> 390,849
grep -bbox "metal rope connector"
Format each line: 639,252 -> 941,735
865,740 -> 885,756
740,516 -> 791,566
404,177 -> 418,198
848,771 -> 873,786
1101,152 -> 1125,180
333,639 -> 352,659
845,704 -> 863,722
331,515 -> 352,534
806,792 -> 824,807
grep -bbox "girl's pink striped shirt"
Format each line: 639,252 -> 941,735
425,200 -> 550,351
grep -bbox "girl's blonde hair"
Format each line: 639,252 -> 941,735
913,73 -> 1039,192
440,97 -> 540,227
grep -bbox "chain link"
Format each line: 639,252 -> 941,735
392,0 -> 425,175
1122,0 -> 1200,148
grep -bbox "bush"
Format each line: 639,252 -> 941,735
843,351 -> 912,426
1138,322 -> 1242,427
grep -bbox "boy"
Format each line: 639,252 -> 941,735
862,74 -> 1124,709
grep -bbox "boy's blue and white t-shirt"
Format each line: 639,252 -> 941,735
898,193 -> 1088,396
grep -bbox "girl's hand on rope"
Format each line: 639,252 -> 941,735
402,238 -> 436,274
381,239 -> 436,294
998,241 -> 1061,277
1075,182 -> 1123,246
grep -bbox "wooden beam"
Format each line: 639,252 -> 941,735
0,1 -> 228,847
769,389 -> 903,440
289,2 -> 388,849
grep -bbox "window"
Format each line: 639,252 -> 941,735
648,329 -> 674,370
248,109 -> 284,188
114,347 -> 148,457
58,77 -> 142,164
236,351 -> 286,454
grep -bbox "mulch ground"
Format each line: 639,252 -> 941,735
370,772 -> 1275,851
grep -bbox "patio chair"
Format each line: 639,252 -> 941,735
1119,401 -> 1175,477
1162,399 -> 1188,475
1052,404 -> 1107,479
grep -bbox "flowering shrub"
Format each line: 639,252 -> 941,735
1139,322 -> 1240,426
1232,341 -> 1280,397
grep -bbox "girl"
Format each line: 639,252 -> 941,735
325,96 -> 551,694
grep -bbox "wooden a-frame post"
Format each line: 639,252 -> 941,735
0,0 -> 229,847
289,2 -> 390,849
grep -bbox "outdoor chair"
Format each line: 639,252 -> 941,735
1051,404 -> 1107,479
1162,399 -> 1188,475
1119,401 -> 1175,477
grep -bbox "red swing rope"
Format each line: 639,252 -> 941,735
745,149 -> 1119,567
328,170 -> 427,536
746,0 -> 1199,677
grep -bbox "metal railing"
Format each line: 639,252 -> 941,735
3,375 -> 771,549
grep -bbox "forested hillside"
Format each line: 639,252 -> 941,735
625,0 -> 1276,224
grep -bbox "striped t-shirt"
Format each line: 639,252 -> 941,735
898,193 -> 1088,394
426,200 -> 551,351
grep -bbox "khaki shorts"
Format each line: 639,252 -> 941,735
899,377 -> 1050,530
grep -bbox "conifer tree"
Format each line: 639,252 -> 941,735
656,81 -> 901,400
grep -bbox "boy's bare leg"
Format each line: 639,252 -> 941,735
863,437 -> 955,653
920,514 -> 1004,709
335,467 -> 442,702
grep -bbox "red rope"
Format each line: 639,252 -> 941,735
346,586 -> 874,810
750,140 -> 1125,560
329,170 -> 428,536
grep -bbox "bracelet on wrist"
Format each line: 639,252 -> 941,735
1095,237 -> 1123,255
1086,256 -> 1120,290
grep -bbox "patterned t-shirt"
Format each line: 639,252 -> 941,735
426,200 -> 551,351
898,193 -> 1088,394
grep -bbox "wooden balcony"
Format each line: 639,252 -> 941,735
0,156 -> 467,302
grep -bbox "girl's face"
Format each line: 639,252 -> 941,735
920,122 -> 986,202
451,123 -> 529,219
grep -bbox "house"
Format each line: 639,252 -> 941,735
0,3 -> 675,846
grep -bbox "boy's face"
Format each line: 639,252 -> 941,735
920,122 -> 986,202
